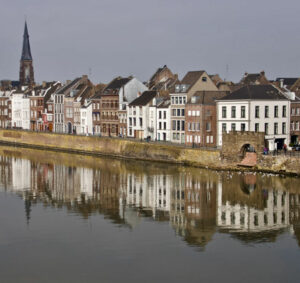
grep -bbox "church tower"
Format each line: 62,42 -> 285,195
19,21 -> 35,86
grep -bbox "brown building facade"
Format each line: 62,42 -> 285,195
100,93 -> 119,137
290,99 -> 300,144
185,91 -> 228,147
0,93 -> 11,128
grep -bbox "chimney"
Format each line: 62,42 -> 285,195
280,79 -> 284,88
260,71 -> 265,76
42,81 -> 47,88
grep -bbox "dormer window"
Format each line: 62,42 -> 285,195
175,85 -> 180,93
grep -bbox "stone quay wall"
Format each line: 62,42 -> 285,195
0,129 -> 221,169
0,129 -> 299,176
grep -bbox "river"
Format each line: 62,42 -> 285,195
0,146 -> 299,283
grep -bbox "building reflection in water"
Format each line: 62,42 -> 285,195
0,148 -> 300,248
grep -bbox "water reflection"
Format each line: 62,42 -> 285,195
0,146 -> 300,249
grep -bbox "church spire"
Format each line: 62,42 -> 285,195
19,21 -> 35,86
21,21 -> 32,61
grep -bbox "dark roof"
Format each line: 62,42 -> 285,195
275,78 -> 299,86
21,21 -> 32,61
217,85 -> 288,101
129,91 -> 157,106
104,77 -> 132,92
157,97 -> 170,108
56,78 -> 81,94
188,91 -> 229,105
181,71 -> 205,89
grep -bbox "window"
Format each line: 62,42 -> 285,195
222,123 -> 227,132
188,110 -> 191,116
172,109 -> 176,116
255,123 -> 259,132
231,106 -> 236,118
181,121 -> 185,131
159,111 -> 162,119
181,109 -> 185,116
202,76 -> 207,82
177,109 -> 181,116
255,106 -> 259,118
282,122 -> 286,134
274,122 -> 278,134
206,122 -> 211,131
282,105 -> 287,117
265,106 -> 269,118
222,106 -> 227,118
172,121 -> 176,131
177,120 -> 180,131
274,106 -> 278,118
241,106 -> 246,118
241,123 -> 246,131
196,110 -> 200,116
163,111 -> 166,119
265,123 -> 268,135
231,123 -> 236,131
291,122 -> 294,131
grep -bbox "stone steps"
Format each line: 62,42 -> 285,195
238,152 -> 257,167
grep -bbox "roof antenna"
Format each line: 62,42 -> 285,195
225,64 -> 229,82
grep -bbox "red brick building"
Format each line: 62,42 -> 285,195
185,91 -> 228,147
100,92 -> 119,137
0,91 -> 12,128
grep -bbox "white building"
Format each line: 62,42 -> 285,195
127,91 -> 158,139
11,92 -> 30,129
80,102 -> 93,135
156,99 -> 171,141
216,85 -> 290,151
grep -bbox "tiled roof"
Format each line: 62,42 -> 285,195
217,85 -> 288,101
181,71 -> 205,88
129,91 -> 157,106
56,78 -> 81,94
276,78 -> 299,86
104,77 -> 132,92
188,91 -> 229,105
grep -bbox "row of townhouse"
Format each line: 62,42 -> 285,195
1,67 -> 300,151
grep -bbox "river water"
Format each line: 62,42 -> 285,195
0,146 -> 299,283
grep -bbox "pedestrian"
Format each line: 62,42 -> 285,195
284,143 -> 287,155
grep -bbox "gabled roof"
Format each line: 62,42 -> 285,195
188,91 -> 229,105
181,71 -> 205,89
104,77 -> 132,92
149,65 -> 167,83
21,21 -> 32,61
217,85 -> 288,101
56,78 -> 81,94
129,91 -> 157,106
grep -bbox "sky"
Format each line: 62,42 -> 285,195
1,0 -> 300,85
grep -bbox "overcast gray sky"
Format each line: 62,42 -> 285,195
1,0 -> 300,84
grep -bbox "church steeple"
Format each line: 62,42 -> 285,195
21,21 -> 32,61
19,21 -> 35,86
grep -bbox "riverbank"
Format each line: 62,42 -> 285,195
0,129 -> 299,176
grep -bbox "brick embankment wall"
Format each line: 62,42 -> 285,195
0,129 -> 221,169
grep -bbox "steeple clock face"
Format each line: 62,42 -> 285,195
25,66 -> 30,82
